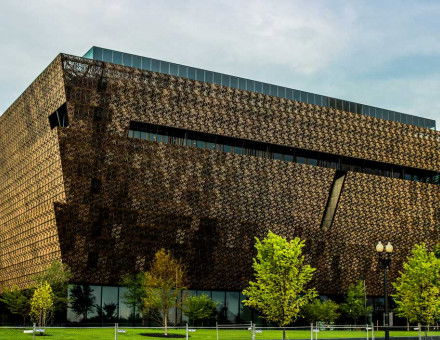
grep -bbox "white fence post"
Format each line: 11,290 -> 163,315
32,323 -> 36,340
114,322 -> 118,340
251,322 -> 256,340
186,323 -> 189,340
311,323 -> 313,340
371,322 -> 375,340
216,321 -> 219,340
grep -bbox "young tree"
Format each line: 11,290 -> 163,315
143,249 -> 186,335
0,286 -> 33,325
121,272 -> 149,322
30,282 -> 54,327
392,244 -> 440,339
34,261 -> 72,314
341,280 -> 372,325
182,294 -> 217,326
242,231 -> 317,340
303,298 -> 340,325
69,284 -> 96,322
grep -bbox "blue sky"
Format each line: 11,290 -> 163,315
0,0 -> 439,125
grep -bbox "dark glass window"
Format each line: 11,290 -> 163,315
151,59 -> 160,72
141,57 -> 151,71
188,67 -> 196,80
178,65 -> 188,78
230,76 -> 238,88
254,81 -> 262,93
262,83 -> 270,95
169,63 -> 178,76
196,69 -> 204,81
48,103 -> 68,129
133,56 -> 141,69
127,121 -> 440,186
205,71 -> 213,83
213,73 -> 222,85
222,74 -> 230,87
122,53 -> 132,67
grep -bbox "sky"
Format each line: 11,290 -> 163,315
0,0 -> 439,125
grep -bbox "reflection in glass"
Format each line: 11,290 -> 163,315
101,286 -> 118,322
118,287 -> 134,321
226,292 -> 239,323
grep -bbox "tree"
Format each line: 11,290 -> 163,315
0,286 -> 33,325
121,272 -> 149,322
182,294 -> 217,326
392,244 -> 440,338
143,249 -> 186,335
303,298 -> 340,325
341,280 -> 372,325
242,231 -> 317,340
34,261 -> 72,314
30,282 -> 54,327
69,284 -> 96,322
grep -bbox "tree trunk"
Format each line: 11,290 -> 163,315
283,328 -> 286,340
164,309 -> 168,336
418,323 -> 422,340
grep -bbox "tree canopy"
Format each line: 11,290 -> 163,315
341,280 -> 372,324
242,231 -> 316,337
303,298 -> 340,325
143,249 -> 186,335
30,282 -> 54,327
392,244 -> 440,326
182,294 -> 217,325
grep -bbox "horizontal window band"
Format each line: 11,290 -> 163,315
128,121 -> 440,186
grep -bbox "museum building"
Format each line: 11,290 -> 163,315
0,46 -> 439,322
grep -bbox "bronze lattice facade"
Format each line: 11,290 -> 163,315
0,50 -> 439,296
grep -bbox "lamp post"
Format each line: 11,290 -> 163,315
376,241 -> 393,340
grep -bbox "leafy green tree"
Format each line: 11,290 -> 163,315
303,298 -> 340,325
341,280 -> 372,325
143,249 -> 186,335
34,261 -> 72,314
121,272 -> 149,322
0,286 -> 33,325
392,244 -> 440,338
30,282 -> 54,327
182,294 -> 217,325
69,284 -> 96,322
242,231 -> 317,340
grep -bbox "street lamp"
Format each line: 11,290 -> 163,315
376,241 -> 393,340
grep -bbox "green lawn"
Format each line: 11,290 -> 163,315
0,328 -> 438,340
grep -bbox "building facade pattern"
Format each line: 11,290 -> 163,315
0,57 -> 66,288
0,53 -> 439,296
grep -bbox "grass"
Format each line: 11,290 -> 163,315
0,327 -> 438,340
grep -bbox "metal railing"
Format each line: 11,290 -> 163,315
0,323 -> 438,340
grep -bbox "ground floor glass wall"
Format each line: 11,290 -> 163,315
67,285 -> 252,325
66,285 -> 392,326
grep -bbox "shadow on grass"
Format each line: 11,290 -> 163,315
140,333 -> 186,338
